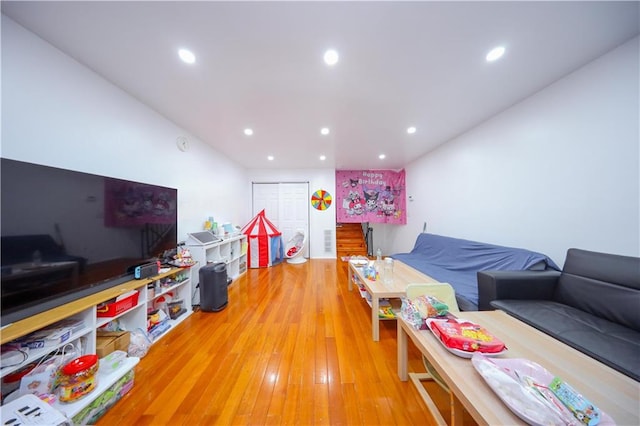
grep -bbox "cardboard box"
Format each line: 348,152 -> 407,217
96,331 -> 130,358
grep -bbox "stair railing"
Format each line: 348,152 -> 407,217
360,222 -> 373,257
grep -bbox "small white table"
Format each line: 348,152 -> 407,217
348,259 -> 438,341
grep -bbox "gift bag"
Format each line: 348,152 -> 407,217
400,295 -> 449,330
400,297 -> 425,329
19,343 -> 78,398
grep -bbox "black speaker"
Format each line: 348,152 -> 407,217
199,262 -> 228,312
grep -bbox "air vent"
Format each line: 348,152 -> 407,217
324,229 -> 333,253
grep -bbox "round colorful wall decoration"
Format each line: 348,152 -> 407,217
311,189 -> 332,210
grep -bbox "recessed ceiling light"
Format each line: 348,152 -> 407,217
486,46 -> 505,62
407,126 -> 417,134
379,154 -> 386,160
324,49 -> 339,66
320,155 -> 326,161
244,128 -> 254,136
178,48 -> 196,64
267,155 -> 274,161
321,127 -> 330,135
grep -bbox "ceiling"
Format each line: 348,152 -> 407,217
2,1 -> 638,170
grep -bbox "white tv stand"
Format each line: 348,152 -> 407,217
0,267 -> 192,423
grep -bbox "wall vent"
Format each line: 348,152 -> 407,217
324,229 -> 333,253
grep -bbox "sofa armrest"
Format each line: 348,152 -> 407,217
477,270 -> 561,311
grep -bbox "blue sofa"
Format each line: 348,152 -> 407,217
392,233 -> 559,311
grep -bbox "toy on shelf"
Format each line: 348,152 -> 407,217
170,247 -> 196,267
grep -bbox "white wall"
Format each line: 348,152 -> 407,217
247,169 -> 337,258
386,37 -> 640,266
1,15 -> 250,244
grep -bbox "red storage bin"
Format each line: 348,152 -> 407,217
97,291 -> 139,317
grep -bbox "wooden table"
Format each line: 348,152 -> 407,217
348,259 -> 438,341
397,310 -> 640,426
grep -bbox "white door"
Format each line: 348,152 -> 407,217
252,182 -> 310,258
252,183 -> 280,219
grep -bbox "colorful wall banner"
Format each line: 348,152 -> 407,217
335,170 -> 406,224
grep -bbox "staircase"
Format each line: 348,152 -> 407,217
336,223 -> 369,259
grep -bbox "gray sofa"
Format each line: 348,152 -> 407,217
478,248 -> 640,381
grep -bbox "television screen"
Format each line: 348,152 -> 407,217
1,158 -> 178,324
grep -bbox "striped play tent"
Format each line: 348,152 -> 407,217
241,209 -> 284,268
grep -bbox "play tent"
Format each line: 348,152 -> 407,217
241,209 -> 284,268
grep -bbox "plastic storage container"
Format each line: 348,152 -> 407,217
98,350 -> 128,375
58,354 -> 99,403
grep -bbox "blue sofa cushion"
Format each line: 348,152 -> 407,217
393,233 -> 559,310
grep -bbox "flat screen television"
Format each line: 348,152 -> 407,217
1,158 -> 178,325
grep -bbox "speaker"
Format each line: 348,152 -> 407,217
199,262 -> 228,312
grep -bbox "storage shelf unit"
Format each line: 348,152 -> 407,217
186,233 -> 247,306
0,267 -> 192,421
145,270 -> 192,342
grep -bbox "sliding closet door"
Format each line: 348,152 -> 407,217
252,183 -> 280,219
252,182 -> 310,258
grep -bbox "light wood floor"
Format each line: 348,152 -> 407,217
97,259 -> 471,425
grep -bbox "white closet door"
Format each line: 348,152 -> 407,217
252,183 -> 280,219
252,182 -> 310,258
278,183 -> 308,245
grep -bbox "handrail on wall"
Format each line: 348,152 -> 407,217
360,222 -> 373,257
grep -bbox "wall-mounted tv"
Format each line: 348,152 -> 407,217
1,158 -> 178,325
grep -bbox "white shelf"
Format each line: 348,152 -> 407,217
1,309 -> 95,379
146,276 -> 193,336
150,310 -> 192,343
54,357 -> 140,419
0,326 -> 94,379
1,267 -> 192,422
148,278 -> 191,303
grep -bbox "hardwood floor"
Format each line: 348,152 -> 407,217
97,259 -> 468,425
